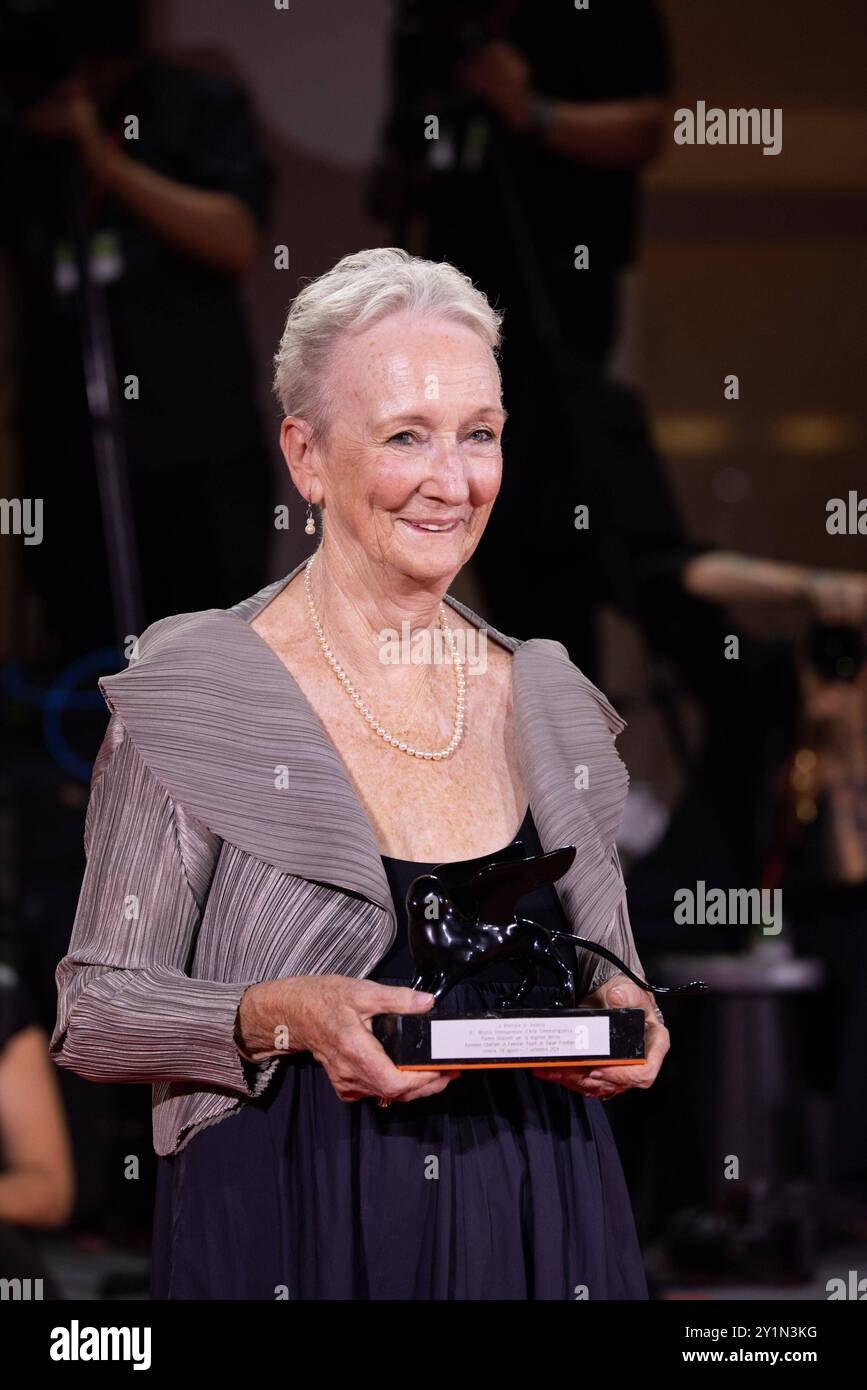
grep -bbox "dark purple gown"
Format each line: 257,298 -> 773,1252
151,808 -> 648,1299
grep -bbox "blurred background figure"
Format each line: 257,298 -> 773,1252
369,0 -> 867,912
370,0 -> 671,373
783,648 -> 867,1229
0,963 -> 74,1299
0,0 -> 274,675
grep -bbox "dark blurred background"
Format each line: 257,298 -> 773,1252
0,0 -> 865,1299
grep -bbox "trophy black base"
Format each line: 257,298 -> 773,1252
373,1007 -> 646,1071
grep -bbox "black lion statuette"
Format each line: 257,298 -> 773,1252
405,840 -> 707,1009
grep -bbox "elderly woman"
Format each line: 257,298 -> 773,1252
50,247 -> 669,1300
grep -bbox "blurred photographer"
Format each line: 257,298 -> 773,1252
774,624 -> 867,1232
0,0 -> 274,670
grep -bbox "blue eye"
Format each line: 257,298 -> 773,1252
387,431 -> 416,445
469,428 -> 496,442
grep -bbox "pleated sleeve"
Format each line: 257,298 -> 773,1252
554,649 -> 647,998
584,845 -> 646,996
49,712 -> 275,1098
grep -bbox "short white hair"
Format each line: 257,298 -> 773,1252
272,247 -> 503,440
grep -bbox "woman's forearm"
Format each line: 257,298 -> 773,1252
236,981 -> 282,1060
52,962 -> 273,1094
236,979 -> 307,1061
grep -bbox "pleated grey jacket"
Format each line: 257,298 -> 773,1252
49,558 -> 644,1157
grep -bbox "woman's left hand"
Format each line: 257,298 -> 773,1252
532,975 -> 670,1101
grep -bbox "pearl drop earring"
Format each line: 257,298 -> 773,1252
304,501 -> 316,536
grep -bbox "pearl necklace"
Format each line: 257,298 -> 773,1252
304,554 -> 466,760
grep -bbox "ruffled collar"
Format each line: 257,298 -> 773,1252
98,558 -> 629,941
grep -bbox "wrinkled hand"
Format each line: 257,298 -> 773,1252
247,974 -> 460,1105
533,976 -> 670,1101
458,40 -> 533,131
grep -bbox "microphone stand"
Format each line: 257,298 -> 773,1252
63,152 -> 143,649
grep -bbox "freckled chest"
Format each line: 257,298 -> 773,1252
252,604 -> 527,860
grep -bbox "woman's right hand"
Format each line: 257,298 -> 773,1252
237,975 -> 460,1104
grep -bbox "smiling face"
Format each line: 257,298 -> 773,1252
293,312 -> 506,590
